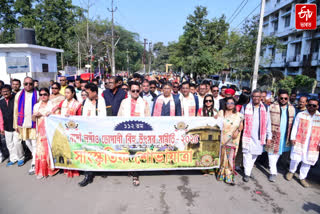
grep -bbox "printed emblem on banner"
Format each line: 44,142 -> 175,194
114,120 -> 153,131
174,122 -> 188,130
65,120 -> 78,129
295,4 -> 317,30
200,154 -> 214,167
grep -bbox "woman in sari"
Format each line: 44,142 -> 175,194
49,82 -> 65,113
32,88 -> 59,179
198,94 -> 218,175
216,97 -> 243,185
52,86 -> 81,177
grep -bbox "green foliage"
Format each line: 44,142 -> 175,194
275,75 -> 315,93
276,76 -> 295,93
165,6 -> 229,75
0,0 -> 17,43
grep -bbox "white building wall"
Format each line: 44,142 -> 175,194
261,0 -> 320,91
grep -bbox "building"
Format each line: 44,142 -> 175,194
0,43 -> 63,86
0,28 -> 63,86
261,0 -> 320,90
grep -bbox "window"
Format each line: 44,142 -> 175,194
294,42 -> 302,60
284,15 -> 290,27
208,135 -> 213,141
271,48 -> 276,60
40,53 -> 47,60
273,21 -> 278,32
42,64 -> 48,72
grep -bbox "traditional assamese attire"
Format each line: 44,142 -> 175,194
118,97 -> 150,117
49,94 -> 65,114
241,102 -> 272,177
82,97 -> 107,117
58,98 -> 82,177
13,89 -> 38,168
179,93 -> 199,117
289,110 -> 320,180
266,102 -> 295,175
33,101 -> 59,177
152,94 -> 181,116
216,110 -> 243,184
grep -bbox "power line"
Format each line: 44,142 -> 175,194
229,0 -> 249,24
235,3 -> 261,29
227,0 -> 248,22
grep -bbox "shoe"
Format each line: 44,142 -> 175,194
36,175 -> 44,179
78,174 -> 93,187
28,165 -> 35,175
243,175 -> 250,182
6,161 -> 17,167
17,160 -> 25,167
300,179 -> 310,188
285,172 -> 294,181
268,174 -> 276,182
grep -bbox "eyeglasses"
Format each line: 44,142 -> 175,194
81,94 -> 87,97
226,102 -> 235,105
307,104 -> 318,108
212,90 -> 219,92
205,100 -> 213,103
39,93 -> 48,96
2,90 -> 10,94
173,86 -> 178,88
150,87 -> 156,89
280,97 -> 288,100
131,90 -> 140,93
24,83 -> 33,86
60,79 -> 66,81
51,87 -> 59,90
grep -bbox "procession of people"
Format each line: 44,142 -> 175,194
0,74 -> 319,189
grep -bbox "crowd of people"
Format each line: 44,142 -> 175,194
0,73 -> 319,188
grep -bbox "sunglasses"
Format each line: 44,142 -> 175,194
205,100 -> 213,103
307,104 -> 318,108
51,87 -> 59,90
60,79 -> 66,81
131,90 -> 140,93
280,97 -> 288,100
150,87 -> 156,89
39,93 -> 48,96
226,102 -> 235,105
24,83 -> 33,86
212,90 -> 219,92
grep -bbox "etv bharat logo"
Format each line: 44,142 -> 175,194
295,4 -> 317,30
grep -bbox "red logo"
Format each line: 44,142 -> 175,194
295,4 -> 317,30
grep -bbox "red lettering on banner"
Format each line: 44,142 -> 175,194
125,133 -> 136,144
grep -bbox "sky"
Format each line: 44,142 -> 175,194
72,0 -> 262,44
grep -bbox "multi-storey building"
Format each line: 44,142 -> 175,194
261,0 -> 320,91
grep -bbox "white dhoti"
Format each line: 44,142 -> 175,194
243,153 -> 259,176
268,154 -> 280,175
289,160 -> 311,180
25,139 -> 36,166
4,131 -> 24,162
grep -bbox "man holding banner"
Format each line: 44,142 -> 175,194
78,83 -> 107,187
118,81 -> 151,186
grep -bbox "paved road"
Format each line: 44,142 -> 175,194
0,161 -> 319,214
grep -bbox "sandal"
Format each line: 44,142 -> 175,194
132,176 -> 140,186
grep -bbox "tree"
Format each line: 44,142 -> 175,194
168,6 -> 229,76
0,0 -> 17,43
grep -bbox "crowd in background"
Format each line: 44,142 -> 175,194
0,73 -> 319,188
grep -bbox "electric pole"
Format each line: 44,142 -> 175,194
108,0 -> 117,76
148,42 -> 152,74
126,49 -> 130,74
142,38 -> 147,74
252,0 -> 266,90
